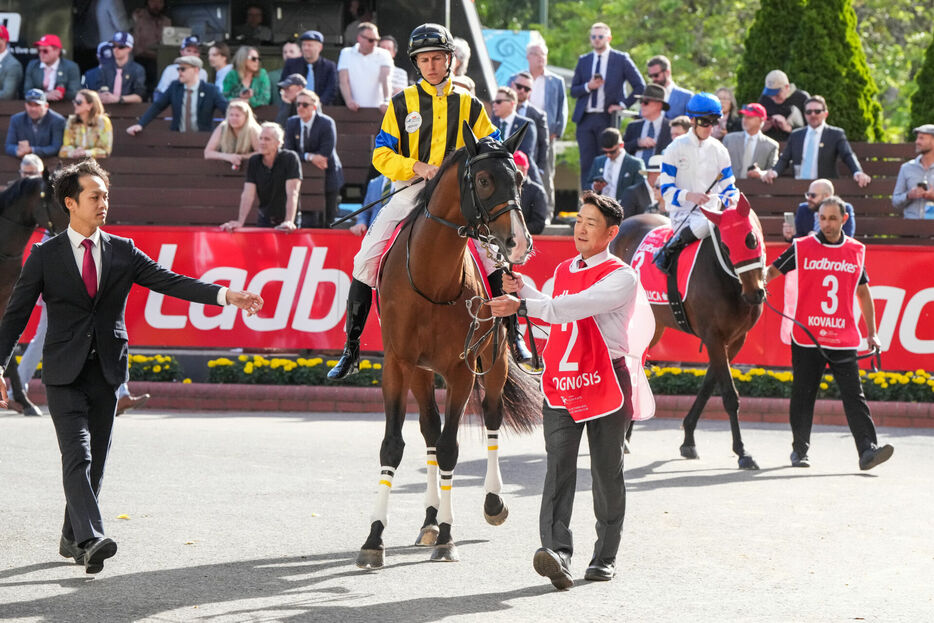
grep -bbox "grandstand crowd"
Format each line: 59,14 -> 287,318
1,11 -> 932,234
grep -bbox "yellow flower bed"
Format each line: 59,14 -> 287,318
128,354 -> 184,382
207,354 -> 382,386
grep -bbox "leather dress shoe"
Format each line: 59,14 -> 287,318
82,537 -> 117,574
584,558 -> 616,581
790,451 -> 810,468
533,547 -> 573,590
116,393 -> 151,416
859,444 -> 894,471
59,536 -> 84,564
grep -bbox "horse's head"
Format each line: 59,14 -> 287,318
1,170 -> 68,236
459,121 -> 532,266
699,194 -> 766,305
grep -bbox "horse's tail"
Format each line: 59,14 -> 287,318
500,358 -> 543,434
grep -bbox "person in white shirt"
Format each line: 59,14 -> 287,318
487,191 -> 653,589
721,102 -> 779,180
337,22 -> 392,112
378,35 -> 409,95
655,92 -> 739,275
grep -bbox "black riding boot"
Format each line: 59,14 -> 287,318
488,269 -> 533,363
653,228 -> 699,276
328,279 -> 373,380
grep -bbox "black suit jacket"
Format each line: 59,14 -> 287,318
520,179 -> 548,235
284,113 -> 344,191
516,102 -> 549,173
138,80 -> 228,132
495,114 -> 542,184
0,231 -> 222,386
623,118 -> 672,159
619,180 -> 658,219
282,57 -> 339,105
772,124 -> 862,179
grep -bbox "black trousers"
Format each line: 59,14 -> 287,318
539,359 -> 633,564
789,342 -> 877,457
45,354 -> 119,545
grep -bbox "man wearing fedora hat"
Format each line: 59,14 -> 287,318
722,103 -> 779,180
126,55 -> 227,134
283,31 -> 338,106
0,26 -> 23,100
24,34 -> 82,102
620,154 -> 665,218
623,84 -> 672,166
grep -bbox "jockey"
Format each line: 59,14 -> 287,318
653,92 -> 739,275
329,23 -> 529,380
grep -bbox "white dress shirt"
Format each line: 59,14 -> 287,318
530,74 -> 547,110
66,226 -> 228,305
300,111 -> 316,156
586,50 -> 609,113
520,248 -> 639,358
500,111 -> 517,138
602,152 -> 624,199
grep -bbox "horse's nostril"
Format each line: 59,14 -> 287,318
506,236 -> 516,249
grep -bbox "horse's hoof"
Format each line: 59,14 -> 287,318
21,403 -> 41,417
415,524 -> 439,546
738,456 -> 760,470
429,542 -> 459,562
355,548 -> 384,570
624,439 -> 631,454
680,445 -> 699,459
484,503 -> 509,526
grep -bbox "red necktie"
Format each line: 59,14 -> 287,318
81,239 -> 97,298
577,259 -> 587,269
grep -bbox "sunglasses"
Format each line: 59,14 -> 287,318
514,84 -> 532,92
602,147 -> 620,154
73,99 -> 85,105
361,37 -> 378,44
493,99 -> 509,104
248,56 -> 261,61
694,117 -> 718,127
590,34 -> 605,40
804,192 -> 820,199
805,108 -> 825,115
296,101 -> 313,108
114,45 -> 130,50
647,71 -> 663,79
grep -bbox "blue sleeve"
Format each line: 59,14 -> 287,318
844,204 -> 856,237
556,76 -> 568,136
620,55 -> 645,108
795,204 -> 812,236
130,64 -> 147,98
569,57 -> 589,99
64,62 -> 82,100
138,88 -> 171,127
84,68 -> 101,91
5,118 -> 19,157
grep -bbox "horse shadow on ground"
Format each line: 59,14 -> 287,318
0,544 -> 553,623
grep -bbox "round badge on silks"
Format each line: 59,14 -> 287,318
405,112 -> 422,134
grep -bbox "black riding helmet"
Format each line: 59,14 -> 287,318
407,23 -> 455,82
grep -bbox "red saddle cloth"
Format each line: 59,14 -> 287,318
377,223 -> 492,299
631,225 -> 702,304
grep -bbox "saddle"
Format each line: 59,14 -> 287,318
633,226 -> 703,335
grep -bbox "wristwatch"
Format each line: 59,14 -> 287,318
517,298 -> 527,316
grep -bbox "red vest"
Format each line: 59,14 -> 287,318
542,257 -> 625,422
793,235 -> 865,349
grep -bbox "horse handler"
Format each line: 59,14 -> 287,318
765,195 -> 893,471
488,192 -> 655,590
329,23 -> 531,380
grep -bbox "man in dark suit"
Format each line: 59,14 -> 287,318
126,56 -> 228,134
24,34 -> 82,102
620,154 -> 664,218
511,71 -> 549,175
282,30 -> 339,106
763,95 -> 871,188
570,22 -> 645,187
623,84 -> 672,166
284,89 -> 344,225
492,86 -> 542,185
646,55 -> 693,119
586,128 -> 643,203
514,150 -> 548,235
84,31 -> 147,104
4,89 -> 66,158
0,160 -> 263,574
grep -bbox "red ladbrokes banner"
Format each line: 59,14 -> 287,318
18,227 -> 934,370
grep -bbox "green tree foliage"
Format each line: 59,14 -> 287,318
786,0 -> 882,140
734,0 -> 805,106
909,34 -> 934,135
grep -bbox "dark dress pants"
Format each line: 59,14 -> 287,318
540,360 -> 633,564
575,112 -> 612,189
45,354 -> 119,545
789,342 -> 878,457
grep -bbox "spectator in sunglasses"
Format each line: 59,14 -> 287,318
782,178 -> 855,242
645,55 -> 693,119
222,46 -> 271,107
338,22 -> 393,112
84,32 -> 146,103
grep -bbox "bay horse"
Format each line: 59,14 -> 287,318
1,172 -> 69,416
356,123 -> 542,569
610,196 -> 766,469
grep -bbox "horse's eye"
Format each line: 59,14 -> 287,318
745,232 -> 758,249
478,177 -> 489,187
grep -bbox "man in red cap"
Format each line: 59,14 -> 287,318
0,25 -> 23,100
24,34 -> 81,102
722,102 -> 779,180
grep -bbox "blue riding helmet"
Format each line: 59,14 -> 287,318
686,92 -> 723,118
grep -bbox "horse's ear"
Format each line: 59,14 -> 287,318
736,193 -> 751,218
502,121 -> 529,154
462,121 -> 478,158
699,205 -> 723,226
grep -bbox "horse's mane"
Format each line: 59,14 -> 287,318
399,148 -> 468,231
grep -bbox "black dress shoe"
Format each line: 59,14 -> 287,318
533,547 -> 573,590
859,444 -> 894,471
584,558 -> 616,581
790,451 -> 810,468
82,537 -> 117,574
59,536 -> 84,564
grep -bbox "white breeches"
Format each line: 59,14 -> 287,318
669,208 -> 714,239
